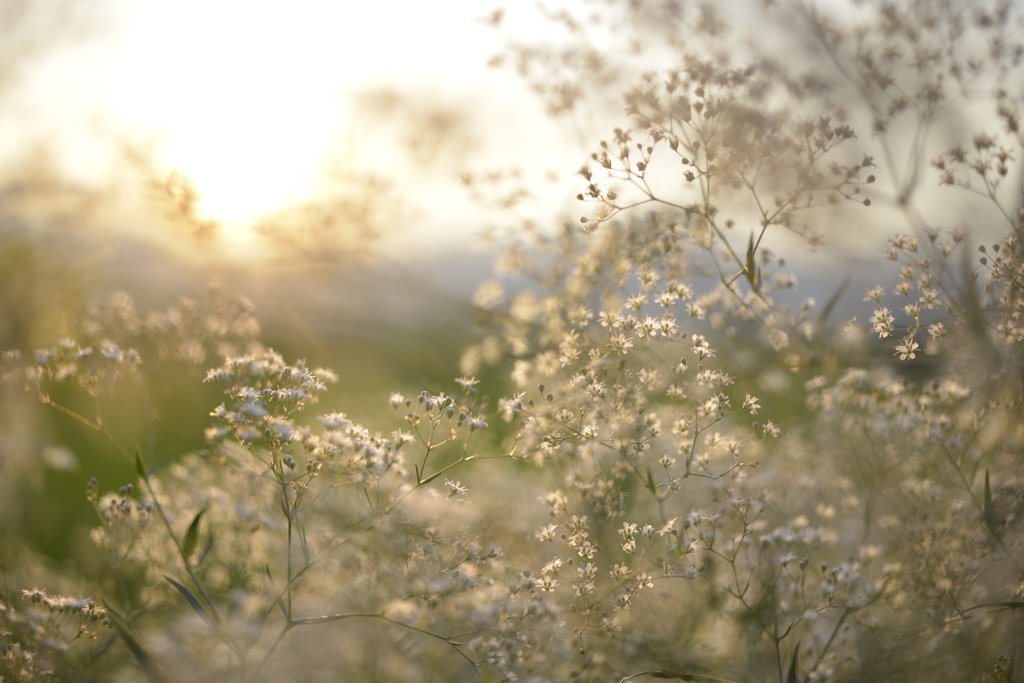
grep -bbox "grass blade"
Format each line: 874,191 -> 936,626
134,445 -> 147,479
787,642 -> 800,683
646,467 -> 659,498
164,575 -> 227,645
744,232 -> 760,292
182,505 -> 209,562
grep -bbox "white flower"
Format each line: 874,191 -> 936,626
444,479 -> 468,497
894,338 -> 918,360
318,412 -> 350,429
871,308 -> 895,338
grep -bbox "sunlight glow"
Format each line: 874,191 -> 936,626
100,0 -> 503,223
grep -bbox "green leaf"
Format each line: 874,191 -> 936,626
164,576 -> 223,641
134,445 -> 147,479
786,642 -> 800,683
645,467 -> 659,498
744,232 -> 759,292
984,468 -> 998,536
182,505 -> 209,562
420,469 -> 445,485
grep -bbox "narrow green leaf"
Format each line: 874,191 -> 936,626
164,576 -> 222,638
420,469 -> 445,485
645,467 -> 658,497
182,506 -> 209,562
984,468 -> 998,535
134,446 -> 147,479
744,232 -> 759,292
786,642 -> 800,683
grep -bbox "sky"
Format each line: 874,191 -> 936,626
3,0 -> 1017,272
1,0 -> 590,261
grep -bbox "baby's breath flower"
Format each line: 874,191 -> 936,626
626,294 -> 647,310
871,308 -> 895,338
598,311 -> 624,328
657,291 -> 679,307
544,490 -> 568,512
608,333 -> 634,354
318,412 -> 353,430
691,335 -> 714,359
313,367 -> 338,384
894,338 -> 919,360
770,329 -> 790,352
444,479 -> 468,498
609,563 -> 631,580
863,285 -> 885,302
542,559 -> 563,575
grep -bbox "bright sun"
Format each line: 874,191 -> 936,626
100,0 -> 499,221
2,0 -> 588,258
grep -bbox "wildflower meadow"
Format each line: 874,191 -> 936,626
2,0 -> 1024,681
